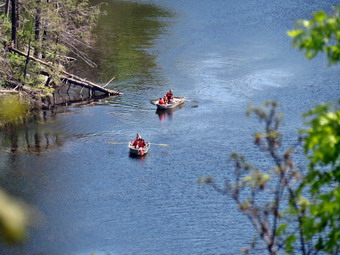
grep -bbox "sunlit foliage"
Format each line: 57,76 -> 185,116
288,6 -> 340,65
0,0 -> 100,90
288,4 -> 340,254
297,102 -> 340,254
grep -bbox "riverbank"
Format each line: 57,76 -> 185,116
0,85 -> 53,110
0,73 -> 122,112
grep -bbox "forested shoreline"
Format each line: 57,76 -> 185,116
0,0 -> 101,109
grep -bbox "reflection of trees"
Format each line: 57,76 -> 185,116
69,0 -> 173,85
0,111 -> 63,154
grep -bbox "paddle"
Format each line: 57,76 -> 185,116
150,143 -> 168,146
108,142 -> 168,146
183,97 -> 198,102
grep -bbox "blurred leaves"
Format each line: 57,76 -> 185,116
301,102 -> 340,168
0,189 -> 30,244
288,7 -> 340,65
297,101 -> 340,254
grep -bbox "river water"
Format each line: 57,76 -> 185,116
0,0 -> 339,254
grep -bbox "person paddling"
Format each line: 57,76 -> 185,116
166,89 -> 173,102
132,133 -> 141,148
138,139 -> 146,148
163,95 -> 168,104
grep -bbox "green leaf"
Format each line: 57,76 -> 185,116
287,29 -> 304,37
285,235 -> 297,254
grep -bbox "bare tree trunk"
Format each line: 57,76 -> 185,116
23,36 -> 32,80
4,0 -> 10,17
34,0 -> 42,58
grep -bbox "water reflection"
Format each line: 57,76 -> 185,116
70,0 -> 173,87
129,153 -> 148,160
155,104 -> 184,122
0,111 -> 64,155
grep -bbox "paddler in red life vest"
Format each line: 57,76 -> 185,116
163,95 -> 168,104
132,133 -> 141,147
158,97 -> 165,105
166,89 -> 173,102
138,139 -> 146,148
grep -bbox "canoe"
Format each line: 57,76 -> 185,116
155,97 -> 185,110
129,141 -> 150,156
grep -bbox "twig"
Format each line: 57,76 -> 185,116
102,76 -> 115,88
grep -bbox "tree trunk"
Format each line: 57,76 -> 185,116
4,0 -> 10,17
23,37 -> 32,81
10,0 -> 17,46
34,0 -> 42,58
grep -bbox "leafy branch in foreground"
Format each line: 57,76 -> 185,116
288,5 -> 340,253
297,101 -> 340,254
200,102 -> 306,255
200,101 -> 340,255
288,6 -> 340,65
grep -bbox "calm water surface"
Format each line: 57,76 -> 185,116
1,0 -> 339,254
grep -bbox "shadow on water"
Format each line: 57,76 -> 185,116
128,153 -> 149,160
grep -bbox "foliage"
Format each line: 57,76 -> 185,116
288,4 -> 340,254
27,0 -> 100,66
200,100 -> 340,255
288,6 -> 340,65
0,0 -> 100,91
296,102 -> 340,254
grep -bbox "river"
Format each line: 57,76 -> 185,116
0,0 -> 339,254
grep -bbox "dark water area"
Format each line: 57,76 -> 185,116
1,0 -> 339,254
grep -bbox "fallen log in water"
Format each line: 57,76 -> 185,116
8,46 -> 123,96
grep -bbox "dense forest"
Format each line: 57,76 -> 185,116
0,0 -> 100,108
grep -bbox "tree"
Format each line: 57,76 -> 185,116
296,102 -> 340,254
0,0 -> 100,91
199,102 -> 312,255
10,0 -> 17,47
200,4 -> 340,255
288,5 -> 340,254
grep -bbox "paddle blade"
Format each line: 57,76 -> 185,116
151,143 -> 168,146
